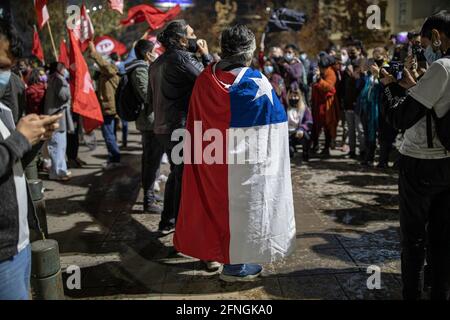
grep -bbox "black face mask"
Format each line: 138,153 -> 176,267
289,99 -> 300,107
187,38 -> 198,53
375,59 -> 384,67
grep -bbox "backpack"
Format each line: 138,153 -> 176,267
426,56 -> 450,152
115,62 -> 148,122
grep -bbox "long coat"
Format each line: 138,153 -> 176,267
44,73 -> 74,133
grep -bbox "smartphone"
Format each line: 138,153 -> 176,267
50,106 -> 68,116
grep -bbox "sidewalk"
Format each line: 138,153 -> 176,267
43,124 -> 402,300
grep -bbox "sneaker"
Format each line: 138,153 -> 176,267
144,203 -> 163,214
67,159 -> 82,169
102,162 -> 123,170
154,181 -> 161,192
161,154 -> 169,164
220,264 -> 263,282
76,158 -> 87,166
154,194 -> 164,203
204,261 -> 222,271
158,174 -> 168,183
158,224 -> 175,235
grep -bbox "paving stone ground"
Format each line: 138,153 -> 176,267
42,124 -> 403,300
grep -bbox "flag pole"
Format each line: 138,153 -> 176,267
46,21 -> 58,60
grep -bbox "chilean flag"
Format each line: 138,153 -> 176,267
174,65 -> 296,264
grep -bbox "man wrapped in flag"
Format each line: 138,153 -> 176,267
174,25 -> 296,282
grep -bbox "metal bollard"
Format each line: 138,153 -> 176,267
31,239 -> 65,300
28,179 -> 49,238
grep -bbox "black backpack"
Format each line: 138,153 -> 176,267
426,57 -> 450,152
116,62 -> 148,122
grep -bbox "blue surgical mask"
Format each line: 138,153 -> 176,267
63,69 -> 70,80
300,53 -> 308,61
424,45 -> 442,65
264,65 -> 274,75
285,53 -> 294,62
0,69 -> 11,96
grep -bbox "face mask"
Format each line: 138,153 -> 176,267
0,69 -> 11,90
300,53 -> 307,61
187,38 -> 198,53
264,65 -> 274,75
63,69 -> 70,80
289,99 -> 300,107
39,75 -> 48,83
285,53 -> 294,62
341,54 -> 349,65
424,45 -> 442,64
375,59 -> 384,67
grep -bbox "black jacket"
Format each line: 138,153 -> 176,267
148,49 -> 212,135
0,128 -> 41,262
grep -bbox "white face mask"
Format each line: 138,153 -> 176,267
424,45 -> 442,64
0,69 -> 11,97
341,54 -> 349,65
300,53 -> 307,61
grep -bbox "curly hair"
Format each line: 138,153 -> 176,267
220,24 -> 256,66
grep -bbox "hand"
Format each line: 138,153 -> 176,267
380,69 -> 396,86
370,64 -> 380,78
197,39 -> 209,56
296,131 -> 304,139
16,114 -> 62,146
399,68 -> 417,89
88,41 -> 96,55
405,54 -> 419,80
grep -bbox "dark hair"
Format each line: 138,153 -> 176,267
157,20 -> 188,50
49,62 -> 65,75
420,11 -> 450,39
407,31 -> 420,40
318,54 -> 336,68
285,43 -> 299,52
134,40 -> 155,60
220,24 -> 256,58
0,16 -> 23,59
28,68 -> 42,85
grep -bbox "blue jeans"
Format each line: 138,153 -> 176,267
0,245 -> 31,300
101,115 -> 121,163
48,131 -> 69,179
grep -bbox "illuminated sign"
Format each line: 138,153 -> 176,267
155,0 -> 194,9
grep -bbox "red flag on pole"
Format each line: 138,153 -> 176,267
72,4 -> 95,52
34,0 -> 50,30
58,40 -> 70,69
108,0 -> 124,15
120,4 -> 181,30
68,29 -> 103,133
32,28 -> 45,63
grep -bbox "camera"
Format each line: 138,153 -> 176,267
383,61 -> 404,80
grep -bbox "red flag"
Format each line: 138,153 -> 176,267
58,40 -> 70,69
68,29 -> 103,133
108,0 -> 124,15
32,28 -> 45,63
94,36 -> 127,56
120,4 -> 181,30
72,4 -> 95,52
34,0 -> 50,30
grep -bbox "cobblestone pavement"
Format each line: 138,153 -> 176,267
43,125 -> 403,300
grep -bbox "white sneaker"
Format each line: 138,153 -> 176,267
161,153 -> 169,164
204,261 -> 222,271
158,174 -> 168,183
153,181 -> 161,192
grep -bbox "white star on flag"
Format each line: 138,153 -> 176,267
250,76 -> 274,105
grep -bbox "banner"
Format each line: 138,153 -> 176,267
120,4 -> 181,30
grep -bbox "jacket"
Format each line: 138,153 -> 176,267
0,73 -> 27,123
44,73 -> 74,133
0,110 -> 41,262
90,51 -> 120,116
149,49 -> 213,135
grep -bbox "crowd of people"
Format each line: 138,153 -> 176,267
1,8 -> 450,300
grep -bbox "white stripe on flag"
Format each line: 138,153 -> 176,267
227,122 -> 296,264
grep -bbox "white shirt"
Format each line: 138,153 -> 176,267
401,58 -> 450,159
0,103 -> 29,252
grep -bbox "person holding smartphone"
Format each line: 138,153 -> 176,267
0,15 -> 62,300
